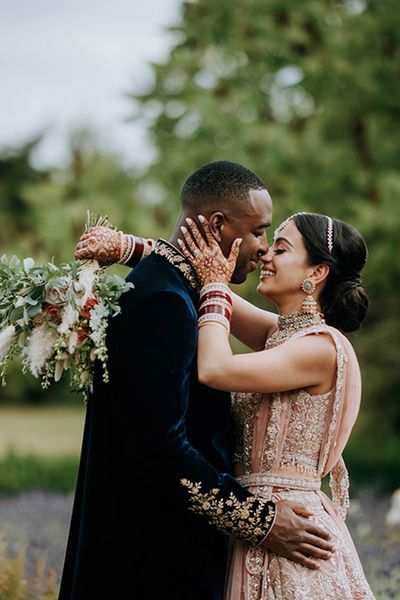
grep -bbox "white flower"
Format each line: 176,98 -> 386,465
89,301 -> 108,327
54,354 -> 73,382
80,370 -> 90,384
24,324 -> 57,377
76,261 -> 99,307
58,304 -> 79,334
0,325 -> 16,361
54,360 -> 64,382
67,330 -> 79,355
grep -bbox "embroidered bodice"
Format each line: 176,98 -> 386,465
232,312 -> 337,478
232,387 -> 334,476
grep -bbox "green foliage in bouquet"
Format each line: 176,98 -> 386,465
0,214 -> 133,401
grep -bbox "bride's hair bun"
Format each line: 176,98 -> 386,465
292,213 -> 369,333
323,277 -> 369,333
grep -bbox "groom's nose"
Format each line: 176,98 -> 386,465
256,237 -> 269,258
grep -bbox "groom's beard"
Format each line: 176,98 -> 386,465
230,255 -> 259,284
231,264 -> 255,284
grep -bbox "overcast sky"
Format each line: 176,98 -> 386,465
0,0 -> 180,168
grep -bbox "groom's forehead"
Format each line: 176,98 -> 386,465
244,189 -> 273,222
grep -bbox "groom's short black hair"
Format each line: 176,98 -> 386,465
180,160 -> 266,211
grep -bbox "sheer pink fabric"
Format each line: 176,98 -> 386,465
226,326 -> 374,599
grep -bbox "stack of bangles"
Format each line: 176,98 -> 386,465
198,283 -> 232,333
118,234 -> 155,266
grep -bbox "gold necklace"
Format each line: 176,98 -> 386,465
266,311 -> 325,348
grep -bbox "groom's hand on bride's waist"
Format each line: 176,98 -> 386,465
260,499 -> 335,569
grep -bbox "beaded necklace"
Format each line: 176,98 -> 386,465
266,311 -> 325,348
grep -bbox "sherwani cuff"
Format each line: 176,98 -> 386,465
254,501 -> 278,547
181,479 -> 276,546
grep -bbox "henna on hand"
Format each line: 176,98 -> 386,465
177,215 -> 241,286
74,226 -> 123,266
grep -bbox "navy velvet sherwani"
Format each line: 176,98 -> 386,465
59,240 -> 275,600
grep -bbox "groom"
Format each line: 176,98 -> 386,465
60,161 -> 334,600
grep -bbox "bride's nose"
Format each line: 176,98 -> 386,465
260,248 -> 274,264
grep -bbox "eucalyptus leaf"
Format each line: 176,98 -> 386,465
23,257 -> 35,271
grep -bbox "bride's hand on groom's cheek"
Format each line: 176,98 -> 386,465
74,226 -> 123,266
261,499 -> 336,570
178,215 -> 241,286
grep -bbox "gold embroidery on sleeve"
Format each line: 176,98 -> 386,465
180,479 -> 276,546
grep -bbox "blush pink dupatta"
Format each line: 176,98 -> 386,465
287,325 -> 362,518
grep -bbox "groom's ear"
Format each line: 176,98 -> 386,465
208,212 -> 225,243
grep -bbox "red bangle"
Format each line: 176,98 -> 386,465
130,237 -> 145,266
198,305 -> 232,321
201,291 -> 233,306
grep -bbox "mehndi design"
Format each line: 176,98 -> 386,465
74,226 -> 123,266
177,216 -> 241,286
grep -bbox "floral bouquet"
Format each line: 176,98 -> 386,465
0,213 -> 133,402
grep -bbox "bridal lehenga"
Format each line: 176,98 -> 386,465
225,314 -> 375,600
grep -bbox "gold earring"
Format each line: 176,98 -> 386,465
301,278 -> 317,314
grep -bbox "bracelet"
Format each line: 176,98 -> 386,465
201,291 -> 233,307
119,234 -> 134,264
199,298 -> 233,312
198,313 -> 230,332
199,305 -> 232,320
200,283 -> 231,300
123,236 -> 156,268
198,320 -> 230,333
129,236 -> 145,265
118,231 -> 127,262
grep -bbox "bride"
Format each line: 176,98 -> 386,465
75,211 -> 374,599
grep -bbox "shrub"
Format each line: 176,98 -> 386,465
0,538 -> 58,600
0,452 -> 78,497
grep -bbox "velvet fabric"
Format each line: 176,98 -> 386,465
59,247 -> 273,600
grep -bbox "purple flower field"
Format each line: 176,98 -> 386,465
0,489 -> 399,598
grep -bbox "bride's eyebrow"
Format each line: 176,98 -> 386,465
274,236 -> 294,248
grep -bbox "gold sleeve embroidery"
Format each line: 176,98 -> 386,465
181,478 -> 276,546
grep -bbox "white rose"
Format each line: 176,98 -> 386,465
44,282 -> 68,306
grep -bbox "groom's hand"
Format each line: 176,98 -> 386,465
261,500 -> 335,569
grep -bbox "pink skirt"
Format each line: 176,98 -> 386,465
224,488 -> 375,600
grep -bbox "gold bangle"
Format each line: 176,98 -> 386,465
118,231 -> 126,262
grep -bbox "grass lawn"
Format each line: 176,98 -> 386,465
0,406 -> 85,457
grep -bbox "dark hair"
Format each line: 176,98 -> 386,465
291,213 -> 369,333
180,160 -> 266,212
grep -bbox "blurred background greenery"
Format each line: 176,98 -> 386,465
0,0 -> 399,499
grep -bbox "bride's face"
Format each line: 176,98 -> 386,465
257,220 -> 314,305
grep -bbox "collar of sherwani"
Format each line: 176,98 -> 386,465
155,239 -> 200,291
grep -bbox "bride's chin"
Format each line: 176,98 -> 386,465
256,281 -> 270,297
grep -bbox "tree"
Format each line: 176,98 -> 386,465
131,0 -> 400,469
0,131 -> 163,404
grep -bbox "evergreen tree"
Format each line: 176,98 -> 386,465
131,0 -> 400,454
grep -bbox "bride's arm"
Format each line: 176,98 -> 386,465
198,326 -> 336,393
74,226 -> 278,350
230,292 -> 278,351
177,217 -> 335,392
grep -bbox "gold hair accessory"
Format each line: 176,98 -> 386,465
327,217 -> 333,253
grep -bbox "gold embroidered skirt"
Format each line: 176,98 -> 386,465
224,474 -> 375,600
